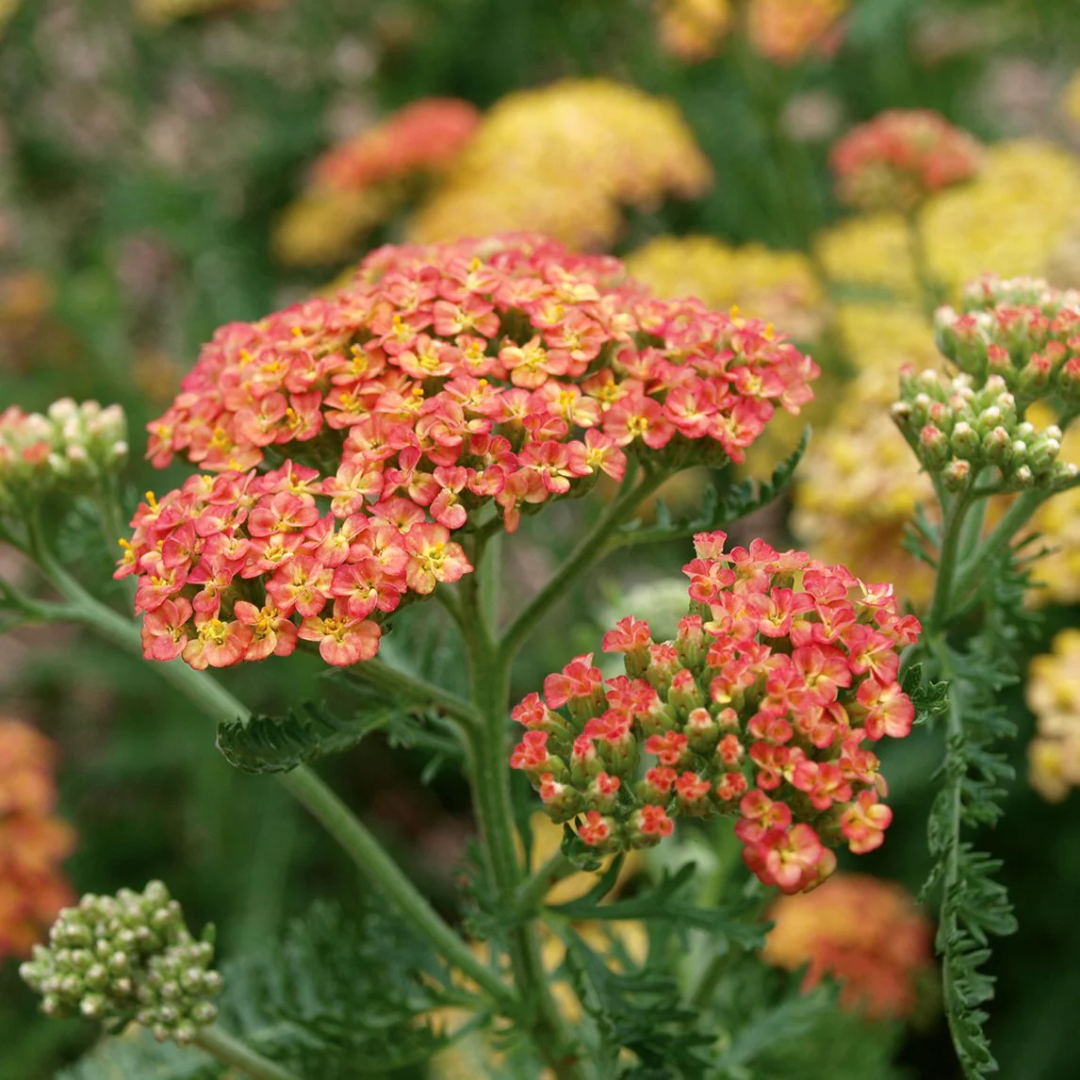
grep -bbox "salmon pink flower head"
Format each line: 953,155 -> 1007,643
125,234 -> 818,671
0,719 -> 76,961
830,109 -> 983,213
511,531 -> 920,894
764,872 -> 935,1019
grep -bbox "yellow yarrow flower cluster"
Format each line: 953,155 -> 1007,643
626,235 -> 828,344
1026,629 -> 1080,802
134,0 -> 277,24
833,301 -> 938,373
1061,70 -> 1080,126
792,368 -> 935,604
408,80 -> 712,250
816,213 -> 920,302
1025,417 -> 1080,606
921,139 -> 1080,296
654,0 -> 733,63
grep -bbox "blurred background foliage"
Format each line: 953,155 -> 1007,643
3,0 -> 1080,1076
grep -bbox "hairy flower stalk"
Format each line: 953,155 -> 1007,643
513,531 -> 920,894
894,275 -> 1080,1079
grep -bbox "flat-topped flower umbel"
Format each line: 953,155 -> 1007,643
512,531 -> 920,894
121,234 -> 818,670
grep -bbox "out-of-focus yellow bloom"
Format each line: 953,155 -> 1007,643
922,140 -> 1080,296
0,271 -> 52,335
1025,419 -> 1080,606
816,213 -> 919,301
792,368 -> 935,603
0,0 -> 19,37
409,80 -> 712,251
1026,629 -> 1080,802
748,0 -> 848,66
135,0 -> 278,24
275,100 -> 480,267
764,872 -> 934,1019
833,301 -> 938,373
273,187 -> 396,267
1061,71 -> 1080,126
655,0 -> 733,63
0,718 -> 75,960
626,235 -> 828,344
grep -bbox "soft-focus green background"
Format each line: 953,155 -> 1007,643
3,1 -> 1080,1076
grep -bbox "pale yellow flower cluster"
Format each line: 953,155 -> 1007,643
408,80 -> 712,250
1062,70 -> 1080,126
626,235 -> 828,344
791,367 -> 935,603
654,0 -> 733,62
922,140 -> 1080,293
1026,420 -> 1080,606
1027,629 -> 1080,802
817,141 -> 1080,302
815,213 -> 920,301
134,0 -> 277,24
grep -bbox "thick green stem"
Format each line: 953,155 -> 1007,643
950,489 -> 1045,613
460,558 -> 587,1080
926,488 -> 973,635
340,656 -> 478,729
275,765 -> 514,1007
499,467 -> 668,662
29,554 -> 514,1010
906,209 -> 939,323
193,1026 -> 301,1080
515,850 -> 577,914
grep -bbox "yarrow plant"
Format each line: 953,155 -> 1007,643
512,531 -> 919,894
3,230 -> 1063,1080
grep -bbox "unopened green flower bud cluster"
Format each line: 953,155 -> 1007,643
935,276 -> 1080,413
892,370 -> 1076,493
19,881 -> 221,1045
0,400 -> 128,512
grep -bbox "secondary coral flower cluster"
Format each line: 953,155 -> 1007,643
763,873 -> 934,1019
748,0 -> 848,65
275,99 -> 480,266
511,531 -> 920,894
408,81 -> 712,251
0,719 -> 75,961
830,110 -> 983,214
1026,629 -> 1080,803
125,234 -> 818,670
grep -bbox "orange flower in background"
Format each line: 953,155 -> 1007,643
831,109 -> 984,213
311,99 -> 481,194
0,719 -> 76,961
655,0 -> 733,63
749,0 -> 848,66
764,872 -> 934,1019
274,99 -> 480,266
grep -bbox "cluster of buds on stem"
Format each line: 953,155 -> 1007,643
892,369 -> 1076,493
511,532 -> 920,895
20,881 -> 221,1045
935,276 -> 1080,413
0,400 -> 127,514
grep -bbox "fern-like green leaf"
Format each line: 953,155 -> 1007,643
610,429 -> 809,549
56,1028 -> 217,1080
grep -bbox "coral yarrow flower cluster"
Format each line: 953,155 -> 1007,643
511,532 -> 919,894
122,234 -> 818,670
830,109 -> 983,214
0,719 -> 75,961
